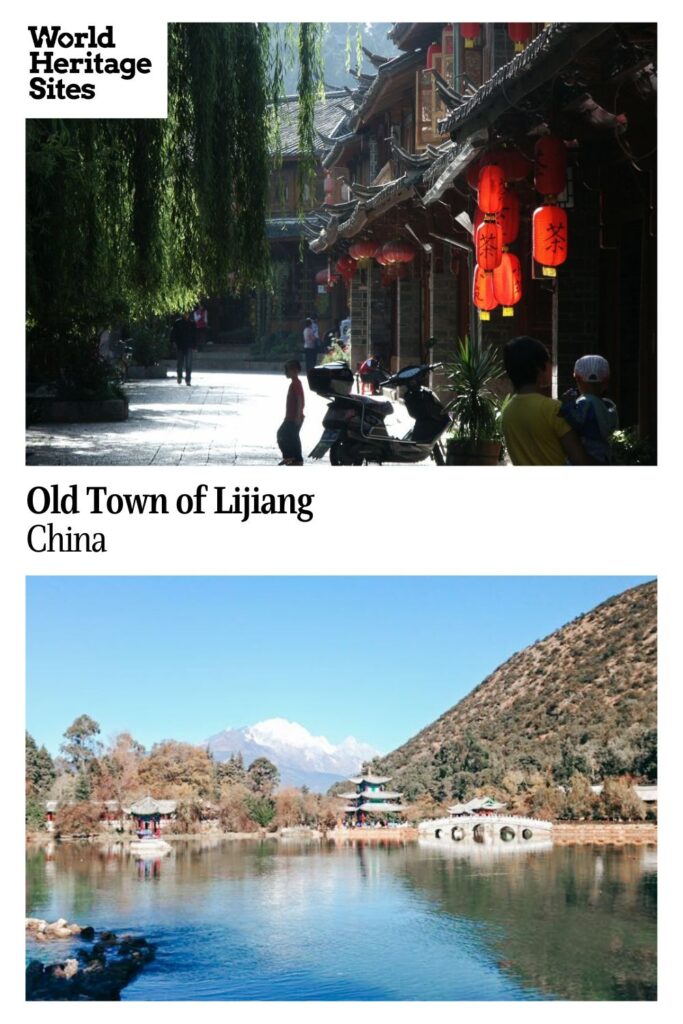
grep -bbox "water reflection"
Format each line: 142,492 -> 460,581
399,843 -> 656,1000
136,858 -> 163,882
26,839 -> 656,1001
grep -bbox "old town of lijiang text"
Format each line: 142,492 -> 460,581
28,25 -> 151,99
26,485 -> 315,552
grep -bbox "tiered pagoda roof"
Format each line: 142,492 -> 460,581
339,772 -> 404,818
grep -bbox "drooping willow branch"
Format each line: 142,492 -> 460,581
26,22 -> 327,354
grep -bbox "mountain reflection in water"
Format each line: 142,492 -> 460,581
26,839 -> 656,1001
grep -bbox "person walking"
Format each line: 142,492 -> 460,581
277,360 -> 305,465
171,311 -> 196,385
303,318 -> 317,374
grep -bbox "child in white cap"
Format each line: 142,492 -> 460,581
560,354 -> 619,464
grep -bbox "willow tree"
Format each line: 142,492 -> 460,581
26,22 -> 326,380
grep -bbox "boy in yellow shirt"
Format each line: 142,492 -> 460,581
500,336 -> 592,466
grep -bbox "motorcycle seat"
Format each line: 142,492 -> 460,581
337,394 -> 394,416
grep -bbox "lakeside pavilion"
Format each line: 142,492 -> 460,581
128,796 -> 177,834
338,773 -> 404,825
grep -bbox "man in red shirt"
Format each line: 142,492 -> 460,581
277,360 -> 305,465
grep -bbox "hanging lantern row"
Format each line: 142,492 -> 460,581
508,23 -> 532,52
472,173 -> 525,318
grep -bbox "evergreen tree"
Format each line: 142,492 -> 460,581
246,795 -> 276,829
632,728 -> 657,781
216,752 -> 247,786
247,757 -> 280,795
74,771 -> 92,802
25,732 -> 56,796
60,715 -> 102,774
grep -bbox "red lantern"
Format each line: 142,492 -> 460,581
460,23 -> 481,49
473,205 -> 485,236
375,250 -> 389,266
476,217 -> 503,271
336,255 -> 356,285
498,189 -> 520,246
349,240 -> 378,262
477,164 -> 506,215
534,136 -> 567,196
493,252 -> 523,312
315,268 -> 339,290
533,205 -> 568,267
473,265 -> 497,316
487,147 -> 530,182
467,157 -> 482,190
508,23 -> 532,52
381,240 -> 416,265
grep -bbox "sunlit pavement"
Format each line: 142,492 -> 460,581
25,370 -> 420,467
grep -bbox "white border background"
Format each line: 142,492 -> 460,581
3,1 -> 678,1020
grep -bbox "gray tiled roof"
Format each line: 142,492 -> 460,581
438,23 -> 611,137
127,796 -> 177,815
277,92 -> 348,156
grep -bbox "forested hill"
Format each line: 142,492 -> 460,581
368,582 -> 657,805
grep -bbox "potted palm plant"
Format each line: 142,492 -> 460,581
444,335 -> 506,465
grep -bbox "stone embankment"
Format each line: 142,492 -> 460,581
553,822 -> 657,845
328,827 -> 418,843
26,919 -> 155,1000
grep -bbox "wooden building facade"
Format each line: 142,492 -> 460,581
305,23 -> 657,440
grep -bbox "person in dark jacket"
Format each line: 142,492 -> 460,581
170,312 -> 196,385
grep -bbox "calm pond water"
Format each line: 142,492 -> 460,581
26,839 -> 656,1001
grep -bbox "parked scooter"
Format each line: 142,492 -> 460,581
308,360 -> 450,465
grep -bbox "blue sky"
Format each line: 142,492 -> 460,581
26,576 -> 653,757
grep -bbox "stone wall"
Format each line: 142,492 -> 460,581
553,822 -> 657,845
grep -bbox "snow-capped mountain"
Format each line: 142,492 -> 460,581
206,718 -> 380,792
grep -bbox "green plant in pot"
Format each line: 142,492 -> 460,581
444,335 -> 506,465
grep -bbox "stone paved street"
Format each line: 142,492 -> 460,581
26,370 -> 417,467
